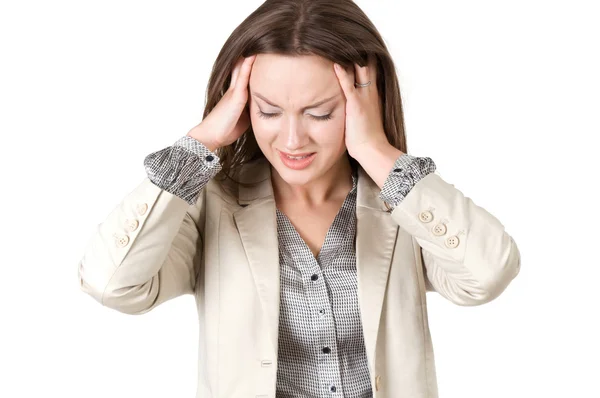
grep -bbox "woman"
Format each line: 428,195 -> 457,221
78,1 -> 521,397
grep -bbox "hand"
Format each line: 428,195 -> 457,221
187,55 -> 257,151
333,54 -> 390,159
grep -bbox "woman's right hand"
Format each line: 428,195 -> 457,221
187,55 -> 257,152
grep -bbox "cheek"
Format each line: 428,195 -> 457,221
252,128 -> 279,149
250,116 -> 278,145
313,118 -> 346,146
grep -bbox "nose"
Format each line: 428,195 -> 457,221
283,117 -> 309,150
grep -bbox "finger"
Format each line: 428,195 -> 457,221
229,57 -> 244,90
333,63 -> 356,100
368,54 -> 383,112
367,54 -> 378,86
354,61 -> 370,89
233,55 -> 257,95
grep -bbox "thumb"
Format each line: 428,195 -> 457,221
333,63 -> 356,100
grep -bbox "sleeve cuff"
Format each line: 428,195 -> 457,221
172,135 -> 222,169
378,153 -> 436,210
143,136 -> 223,205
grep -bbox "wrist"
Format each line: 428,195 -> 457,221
352,141 -> 404,189
187,126 -> 220,152
351,140 -> 397,163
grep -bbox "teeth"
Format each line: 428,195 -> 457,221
286,154 -> 311,160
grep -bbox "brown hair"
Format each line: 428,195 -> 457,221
204,0 -> 408,200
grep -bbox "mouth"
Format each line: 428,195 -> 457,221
279,150 -> 316,158
278,150 -> 317,170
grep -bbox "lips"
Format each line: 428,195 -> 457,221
279,150 -> 316,157
278,150 -> 317,170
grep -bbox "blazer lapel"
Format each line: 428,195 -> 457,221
355,166 -> 399,373
233,157 -> 281,356
233,158 -> 398,371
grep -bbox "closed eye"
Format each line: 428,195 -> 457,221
257,111 -> 332,121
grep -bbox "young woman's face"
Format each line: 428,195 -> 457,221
248,54 -> 347,187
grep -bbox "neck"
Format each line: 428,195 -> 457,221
271,153 -> 354,207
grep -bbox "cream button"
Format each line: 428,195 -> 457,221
114,234 -> 130,247
432,223 -> 447,236
124,219 -> 139,232
445,235 -> 460,248
136,203 -> 148,215
418,210 -> 433,223
375,375 -> 382,391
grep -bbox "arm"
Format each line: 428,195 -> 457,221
356,143 -> 521,306
78,136 -> 221,314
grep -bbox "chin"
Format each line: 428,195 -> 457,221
274,164 -> 318,186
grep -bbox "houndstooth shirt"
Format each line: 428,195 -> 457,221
144,136 -> 436,398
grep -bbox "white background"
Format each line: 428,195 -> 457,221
1,0 -> 598,397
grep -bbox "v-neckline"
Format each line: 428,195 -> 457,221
275,169 -> 358,266
276,205 -> 342,264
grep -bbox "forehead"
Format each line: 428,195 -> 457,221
248,54 -> 337,104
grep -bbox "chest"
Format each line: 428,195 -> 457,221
201,198 -> 428,398
277,203 -> 342,258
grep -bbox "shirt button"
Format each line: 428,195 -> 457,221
311,274 -> 319,281
432,222 -> 447,236
393,168 -> 402,172
136,203 -> 148,216
318,309 -> 325,316
329,385 -> 337,392
205,155 -> 214,162
124,219 -> 139,232
418,210 -> 433,223
114,233 -> 129,247
445,235 -> 460,248
322,347 -> 331,354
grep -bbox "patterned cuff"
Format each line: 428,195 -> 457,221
378,153 -> 436,210
143,135 -> 222,205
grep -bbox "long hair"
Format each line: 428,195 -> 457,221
204,0 -> 408,200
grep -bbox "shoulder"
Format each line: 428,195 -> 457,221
202,156 -> 271,208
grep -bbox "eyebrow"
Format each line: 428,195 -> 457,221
251,91 -> 340,112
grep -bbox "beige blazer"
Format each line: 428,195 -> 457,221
79,156 -> 521,398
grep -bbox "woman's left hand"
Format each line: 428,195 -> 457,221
333,54 -> 390,159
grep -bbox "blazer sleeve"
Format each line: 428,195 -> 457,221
78,136 -> 222,315
381,156 -> 521,306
